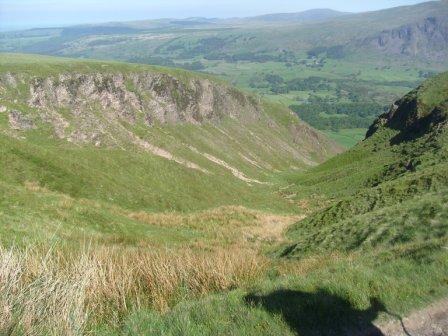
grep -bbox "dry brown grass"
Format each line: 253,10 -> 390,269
0,206 -> 298,334
128,206 -> 259,229
274,252 -> 356,277
0,244 -> 268,335
129,206 -> 301,246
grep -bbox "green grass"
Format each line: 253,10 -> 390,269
0,53 -> 221,84
281,71 -> 448,257
0,131 -> 300,216
321,128 -> 366,148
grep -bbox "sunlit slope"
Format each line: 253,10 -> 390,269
0,53 -> 341,214
281,71 -> 448,256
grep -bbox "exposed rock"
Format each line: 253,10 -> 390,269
25,72 -> 260,129
2,70 -> 265,152
360,16 -> 448,61
187,145 -> 262,183
8,110 -> 36,130
0,105 -> 6,113
366,76 -> 448,142
2,73 -> 17,88
133,137 -> 208,173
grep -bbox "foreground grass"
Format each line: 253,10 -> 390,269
2,238 -> 447,336
122,242 -> 447,336
0,245 -> 268,335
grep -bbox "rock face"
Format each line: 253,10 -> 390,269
8,110 -> 36,130
27,72 -> 259,127
360,16 -> 448,61
366,72 -> 448,141
0,71 -> 263,148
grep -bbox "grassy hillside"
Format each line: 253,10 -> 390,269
0,53 -> 340,218
113,71 -> 448,336
106,72 -> 448,335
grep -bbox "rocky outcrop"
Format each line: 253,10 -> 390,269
360,16 -> 448,61
27,72 -> 260,127
0,66 -> 341,180
0,71 -> 262,148
8,110 -> 36,130
366,74 -> 448,142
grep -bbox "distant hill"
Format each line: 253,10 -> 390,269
242,9 -> 349,24
1,1 -> 447,62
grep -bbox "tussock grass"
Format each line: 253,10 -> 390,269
0,245 -> 268,335
128,205 -> 260,231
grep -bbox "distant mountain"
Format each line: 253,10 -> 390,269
248,9 -> 349,23
358,16 -> 448,62
2,1 -> 448,61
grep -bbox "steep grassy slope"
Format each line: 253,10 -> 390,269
281,71 -> 448,256
0,53 -> 340,218
0,54 -> 344,335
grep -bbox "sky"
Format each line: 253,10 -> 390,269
0,0 -> 430,31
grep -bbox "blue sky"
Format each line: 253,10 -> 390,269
0,0 -> 429,30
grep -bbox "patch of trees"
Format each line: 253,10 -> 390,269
290,102 -> 387,131
179,61 -> 206,71
307,45 -> 346,59
87,38 -> 128,47
176,37 -> 228,58
61,26 -> 138,38
205,51 -> 296,63
250,75 -> 332,94
127,56 -> 205,71
128,56 -> 176,67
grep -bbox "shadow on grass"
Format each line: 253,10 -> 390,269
245,289 -> 386,336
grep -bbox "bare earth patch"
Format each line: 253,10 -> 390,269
187,145 -> 264,183
378,298 -> 448,336
243,214 -> 304,243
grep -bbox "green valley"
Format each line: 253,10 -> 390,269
1,1 -> 448,334
0,51 -> 447,335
